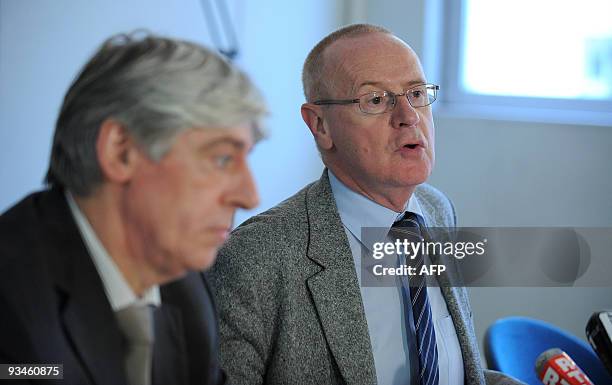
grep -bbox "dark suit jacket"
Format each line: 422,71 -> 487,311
0,188 -> 224,385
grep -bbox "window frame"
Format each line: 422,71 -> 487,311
427,0 -> 612,126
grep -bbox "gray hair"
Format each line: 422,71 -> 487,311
46,32 -> 267,196
302,23 -> 391,102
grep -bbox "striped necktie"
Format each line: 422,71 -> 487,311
390,212 -> 439,385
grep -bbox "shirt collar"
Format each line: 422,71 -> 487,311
329,170 -> 423,249
65,191 -> 161,311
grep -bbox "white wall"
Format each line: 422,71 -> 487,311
0,0 -> 336,225
230,0 -> 336,224
432,117 -> 612,353
0,0 -> 210,209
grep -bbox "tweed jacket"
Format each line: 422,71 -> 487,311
209,170 -> 524,385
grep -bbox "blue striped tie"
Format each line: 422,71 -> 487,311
390,212 -> 439,385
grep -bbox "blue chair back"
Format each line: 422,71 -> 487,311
484,317 -> 612,385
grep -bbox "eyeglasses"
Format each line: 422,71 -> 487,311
313,83 -> 439,115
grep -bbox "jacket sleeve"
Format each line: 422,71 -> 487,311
207,223 -> 279,385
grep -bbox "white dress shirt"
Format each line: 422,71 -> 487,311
66,192 -> 160,311
329,171 -> 464,385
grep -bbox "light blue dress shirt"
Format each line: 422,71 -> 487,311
329,171 -> 464,385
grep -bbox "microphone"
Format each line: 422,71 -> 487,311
586,310 -> 612,376
534,348 -> 593,385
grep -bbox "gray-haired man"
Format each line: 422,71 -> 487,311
0,33 -> 266,385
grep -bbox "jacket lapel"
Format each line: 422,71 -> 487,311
60,289 -> 127,385
43,189 -> 127,385
304,171 -> 377,385
417,199 -> 486,385
435,271 -> 486,385
159,272 -> 223,385
151,304 -> 188,385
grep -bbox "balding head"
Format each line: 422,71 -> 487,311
302,23 -> 391,102
300,24 -> 435,212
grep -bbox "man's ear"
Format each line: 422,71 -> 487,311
96,119 -> 141,184
301,103 -> 333,151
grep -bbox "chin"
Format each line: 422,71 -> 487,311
187,249 -> 220,271
396,168 -> 431,187
157,268 -> 190,287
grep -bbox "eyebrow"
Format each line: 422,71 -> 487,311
355,79 -> 427,93
199,137 -> 249,151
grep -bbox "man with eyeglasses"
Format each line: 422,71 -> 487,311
209,24 -> 524,385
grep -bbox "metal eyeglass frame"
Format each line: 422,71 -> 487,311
313,83 -> 440,114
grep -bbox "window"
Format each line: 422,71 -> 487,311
434,0 -> 612,125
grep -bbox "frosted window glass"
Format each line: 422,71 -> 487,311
462,0 -> 612,100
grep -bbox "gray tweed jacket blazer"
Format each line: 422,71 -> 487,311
208,170 -> 524,385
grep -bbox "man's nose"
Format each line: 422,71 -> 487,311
391,93 -> 420,128
226,164 -> 260,210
